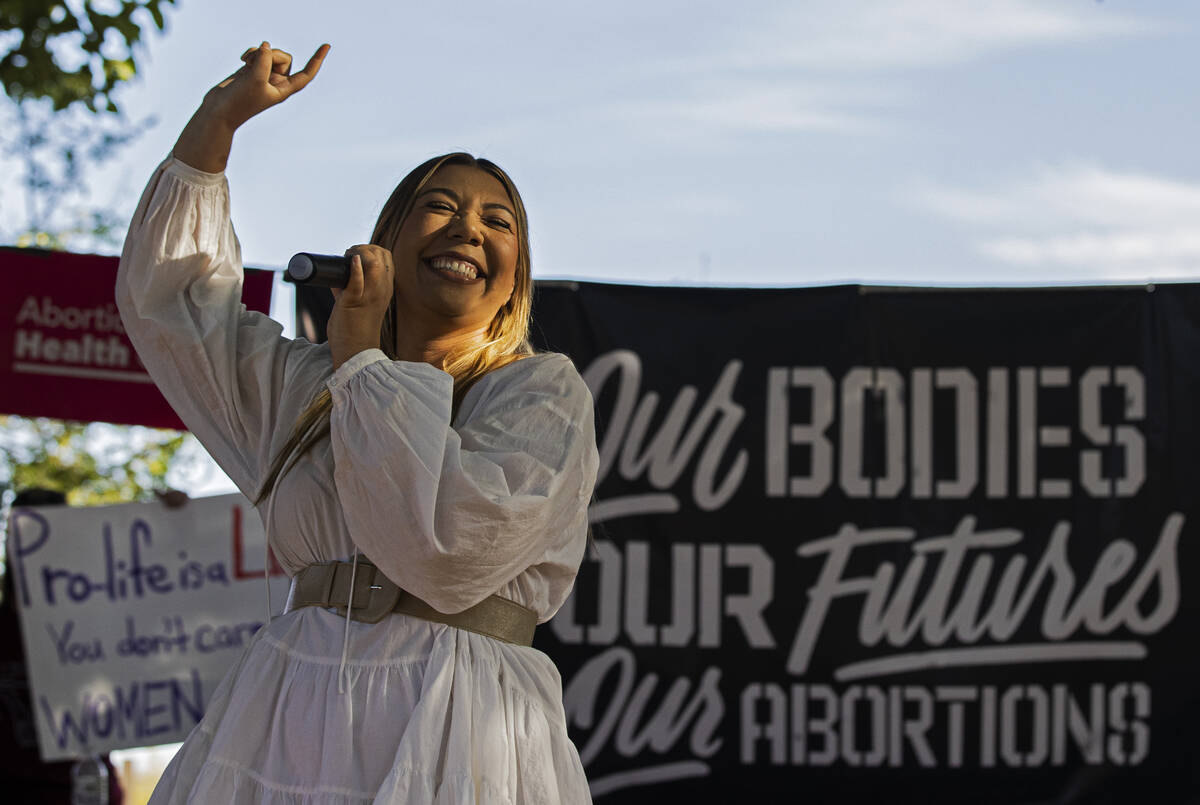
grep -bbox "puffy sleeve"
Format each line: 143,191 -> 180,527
327,350 -> 599,616
116,157 -> 330,498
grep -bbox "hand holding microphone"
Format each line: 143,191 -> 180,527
315,245 -> 396,370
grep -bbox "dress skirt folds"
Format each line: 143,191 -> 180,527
150,607 -> 591,804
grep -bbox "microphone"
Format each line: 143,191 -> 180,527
285,253 -> 351,288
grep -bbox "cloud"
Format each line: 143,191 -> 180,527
589,1 -> 1161,140
724,0 -> 1159,73
914,164 -> 1200,229
981,230 -> 1200,268
910,164 -> 1200,278
605,80 -> 899,135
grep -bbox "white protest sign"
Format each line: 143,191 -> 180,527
6,493 -> 290,761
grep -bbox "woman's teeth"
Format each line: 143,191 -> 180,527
428,257 -> 479,280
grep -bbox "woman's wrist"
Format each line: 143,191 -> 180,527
331,341 -> 383,372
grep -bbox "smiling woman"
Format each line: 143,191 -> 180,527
115,41 -> 599,804
367,155 -> 535,409
391,165 -> 520,323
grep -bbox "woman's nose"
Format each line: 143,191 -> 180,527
447,213 -> 483,245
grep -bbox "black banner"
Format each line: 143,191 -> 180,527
304,281 -> 1200,803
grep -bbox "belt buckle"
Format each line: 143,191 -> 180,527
350,566 -> 403,623
333,562 -> 402,624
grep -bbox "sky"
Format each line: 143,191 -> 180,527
4,0 -> 1200,494
9,0 -> 1200,289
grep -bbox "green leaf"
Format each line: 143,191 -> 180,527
1,415 -> 191,506
1,0 -> 175,113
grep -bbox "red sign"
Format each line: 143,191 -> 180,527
0,248 -> 273,429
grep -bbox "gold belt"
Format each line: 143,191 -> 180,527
283,560 -> 538,646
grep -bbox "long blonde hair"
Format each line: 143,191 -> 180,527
255,153 -> 535,504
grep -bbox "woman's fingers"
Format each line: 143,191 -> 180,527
230,42 -> 327,103
339,254 -> 364,301
341,245 -> 393,304
241,47 -> 292,73
271,49 -> 293,76
285,44 -> 330,93
240,43 -> 328,98
246,42 -> 293,85
249,41 -> 275,83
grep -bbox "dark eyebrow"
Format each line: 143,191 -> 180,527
417,187 -> 516,219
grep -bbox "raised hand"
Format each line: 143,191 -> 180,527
172,42 -> 330,173
208,42 -> 329,130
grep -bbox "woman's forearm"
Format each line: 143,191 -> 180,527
172,104 -> 237,173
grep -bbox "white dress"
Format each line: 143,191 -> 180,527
116,157 -> 599,804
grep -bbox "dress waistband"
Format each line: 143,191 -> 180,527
283,560 -> 538,646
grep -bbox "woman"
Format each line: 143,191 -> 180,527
117,42 -> 599,803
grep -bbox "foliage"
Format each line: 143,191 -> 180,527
3,95 -> 153,249
0,2 -> 174,247
0,3 -> 187,510
1,0 -> 176,113
0,415 -> 189,506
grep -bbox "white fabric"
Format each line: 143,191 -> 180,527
116,157 -> 599,804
